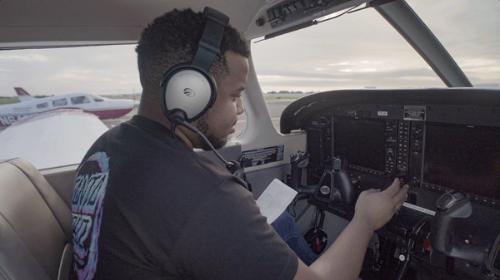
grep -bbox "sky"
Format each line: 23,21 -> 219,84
0,0 -> 499,97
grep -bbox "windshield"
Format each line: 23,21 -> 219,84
407,0 -> 500,87
251,0 -> 499,131
252,5 -> 444,94
253,0 -> 500,92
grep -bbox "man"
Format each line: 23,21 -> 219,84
71,8 -> 408,280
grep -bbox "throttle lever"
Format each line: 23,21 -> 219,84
288,152 -> 309,189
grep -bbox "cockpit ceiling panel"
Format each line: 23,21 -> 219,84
0,0 -> 265,49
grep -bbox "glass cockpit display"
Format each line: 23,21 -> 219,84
423,123 -> 500,200
333,117 -> 386,173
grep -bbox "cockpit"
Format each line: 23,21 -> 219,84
279,88 -> 500,279
0,0 -> 499,279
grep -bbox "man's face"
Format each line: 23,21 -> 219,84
195,51 -> 248,150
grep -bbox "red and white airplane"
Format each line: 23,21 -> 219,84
0,87 -> 135,127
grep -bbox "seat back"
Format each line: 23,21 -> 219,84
0,158 -> 72,280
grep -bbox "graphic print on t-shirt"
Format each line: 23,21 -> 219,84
72,152 -> 110,280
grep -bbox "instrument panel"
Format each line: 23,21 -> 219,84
282,89 -> 500,208
306,113 -> 500,207
281,89 -> 500,279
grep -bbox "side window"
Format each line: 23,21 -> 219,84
71,96 -> 91,105
52,98 -> 68,107
36,102 -> 49,109
0,45 -> 139,170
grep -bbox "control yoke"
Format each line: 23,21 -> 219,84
431,191 -> 486,264
316,158 -> 354,205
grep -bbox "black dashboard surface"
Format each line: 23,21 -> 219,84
281,88 -> 500,134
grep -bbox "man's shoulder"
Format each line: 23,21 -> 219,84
78,119 -> 241,197
83,119 -> 181,160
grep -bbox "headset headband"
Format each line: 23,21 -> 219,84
192,7 -> 229,71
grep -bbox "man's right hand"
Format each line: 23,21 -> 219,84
353,178 -> 409,232
294,178 -> 409,280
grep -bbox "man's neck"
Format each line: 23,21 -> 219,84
137,94 -> 195,149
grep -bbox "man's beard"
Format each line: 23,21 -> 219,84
195,115 -> 227,151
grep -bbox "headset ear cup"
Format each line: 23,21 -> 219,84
162,65 -> 216,122
160,7 -> 227,123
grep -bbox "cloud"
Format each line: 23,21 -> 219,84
257,65 -> 444,92
258,74 -> 352,83
339,68 -> 377,73
0,53 -> 48,62
0,45 -> 141,96
257,66 -> 437,81
460,58 -> 500,73
328,61 -> 356,66
50,71 -> 113,83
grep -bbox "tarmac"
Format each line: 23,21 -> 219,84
0,99 -> 296,136
102,100 -> 294,137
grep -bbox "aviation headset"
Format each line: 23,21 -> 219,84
160,7 -> 229,123
158,7 -> 247,177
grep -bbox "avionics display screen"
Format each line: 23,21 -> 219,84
424,123 -> 500,200
334,117 -> 386,172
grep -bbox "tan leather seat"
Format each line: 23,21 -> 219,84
0,158 -> 72,280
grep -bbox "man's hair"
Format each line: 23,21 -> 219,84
136,8 -> 250,96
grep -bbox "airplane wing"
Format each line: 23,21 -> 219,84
0,109 -> 109,169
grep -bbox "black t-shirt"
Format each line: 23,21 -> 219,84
71,115 -> 298,279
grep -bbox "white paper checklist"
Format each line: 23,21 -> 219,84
256,178 -> 298,223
